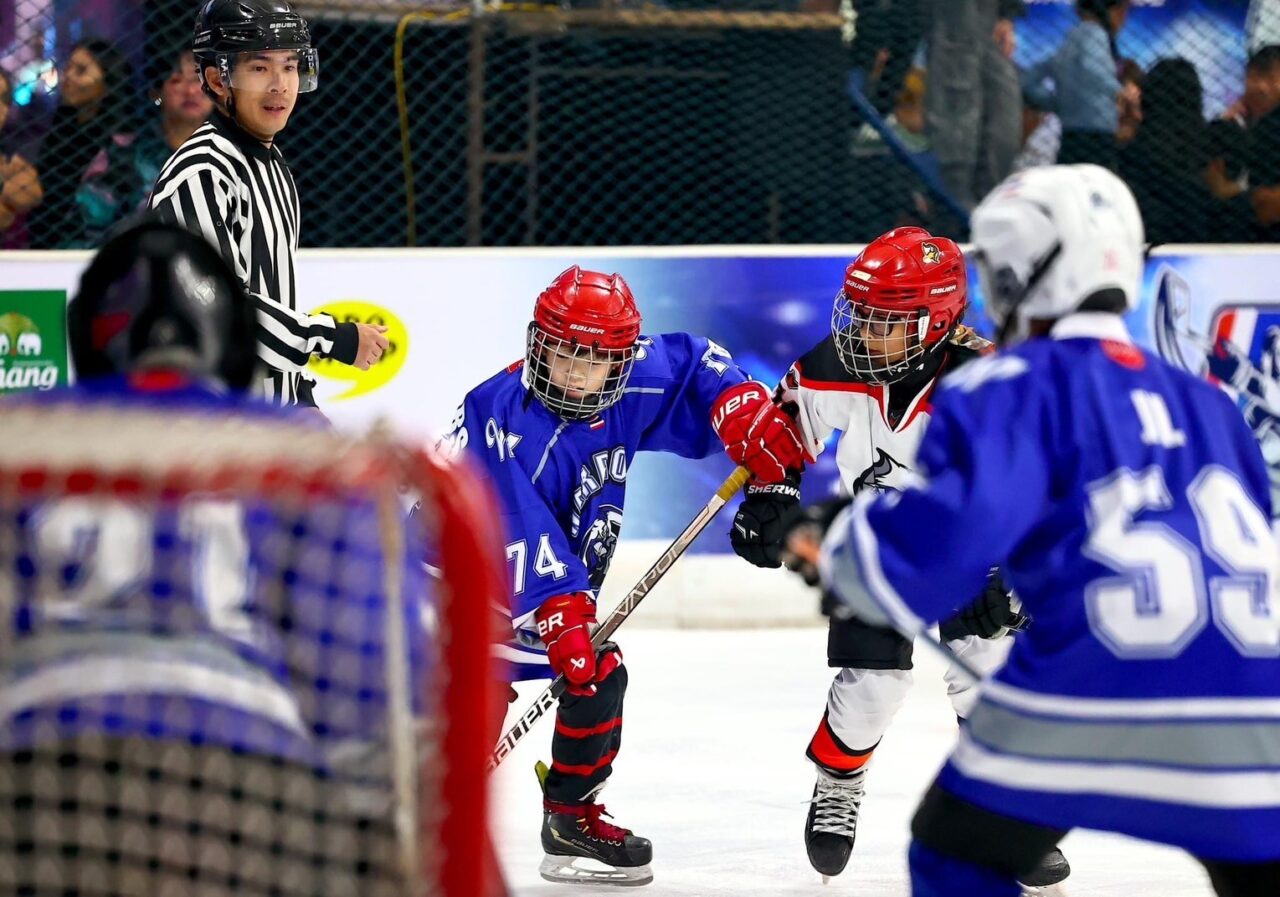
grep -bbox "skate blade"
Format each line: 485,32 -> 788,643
821,874 -> 830,885
540,854 -> 654,887
1020,886 -> 1068,897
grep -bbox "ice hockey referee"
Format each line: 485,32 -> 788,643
150,0 -> 387,407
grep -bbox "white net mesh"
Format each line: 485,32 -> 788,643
0,398 -> 504,897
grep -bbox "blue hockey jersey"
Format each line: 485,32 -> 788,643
448,333 -> 748,679
1,379 -> 429,776
826,314 -> 1280,861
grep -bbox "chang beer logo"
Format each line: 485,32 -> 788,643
0,291 -> 69,393
307,300 -> 408,400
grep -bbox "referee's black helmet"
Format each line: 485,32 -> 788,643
193,0 -> 312,60
192,0 -> 318,97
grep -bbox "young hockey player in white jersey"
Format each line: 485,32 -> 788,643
801,166 -> 1280,896
729,227 -> 1066,889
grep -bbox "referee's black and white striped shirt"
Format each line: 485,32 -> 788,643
149,111 -> 357,405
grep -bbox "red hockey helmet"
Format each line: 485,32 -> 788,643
831,227 -> 968,383
525,266 -> 643,420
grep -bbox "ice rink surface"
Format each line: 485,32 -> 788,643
494,628 -> 1219,897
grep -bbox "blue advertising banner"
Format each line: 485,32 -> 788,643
596,247 -> 1280,548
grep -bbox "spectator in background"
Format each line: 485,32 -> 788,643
1249,0 -> 1280,54
1011,94 -> 1060,173
851,66 -> 933,237
1115,58 -> 1144,146
922,0 -> 1024,227
0,66 -> 43,248
1120,58 -> 1209,244
837,0 -> 927,120
1021,0 -> 1132,170
26,38 -> 136,249
1204,118 -> 1252,241
74,47 -> 212,244
1207,45 -> 1280,241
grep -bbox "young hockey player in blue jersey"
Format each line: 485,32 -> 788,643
447,266 -> 806,886
790,165 -> 1280,896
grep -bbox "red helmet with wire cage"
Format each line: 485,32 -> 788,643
525,267 -> 643,420
831,227 -> 967,384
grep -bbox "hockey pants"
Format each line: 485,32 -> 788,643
808,634 -> 1011,774
542,647 -> 627,804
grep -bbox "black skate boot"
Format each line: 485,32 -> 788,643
1018,846 -> 1071,895
804,767 -> 866,882
540,797 -> 654,887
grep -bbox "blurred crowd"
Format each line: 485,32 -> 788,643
825,0 -> 1280,244
0,38 -> 211,250
1,0 -> 1277,248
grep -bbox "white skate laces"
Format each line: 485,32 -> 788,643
808,769 -> 865,839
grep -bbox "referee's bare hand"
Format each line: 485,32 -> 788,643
354,324 -> 390,370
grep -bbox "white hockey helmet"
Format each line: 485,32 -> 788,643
970,164 -> 1144,344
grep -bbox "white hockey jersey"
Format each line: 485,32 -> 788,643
780,326 -> 992,495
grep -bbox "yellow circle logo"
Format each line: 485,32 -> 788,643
307,301 -> 408,400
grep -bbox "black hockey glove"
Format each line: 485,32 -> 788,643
730,473 -> 802,568
777,496 -> 854,587
939,568 -> 1030,641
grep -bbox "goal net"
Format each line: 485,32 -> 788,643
0,397 -> 506,897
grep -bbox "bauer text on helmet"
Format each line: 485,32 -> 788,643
831,227 -> 967,385
525,267 -> 643,420
192,0 -> 317,142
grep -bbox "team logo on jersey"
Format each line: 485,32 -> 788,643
921,242 -> 941,265
485,417 -> 522,461
307,300 -> 408,401
580,505 -> 624,590
570,446 -> 628,537
0,294 -> 67,393
852,448 -> 907,495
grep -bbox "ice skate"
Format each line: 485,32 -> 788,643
804,767 -> 865,882
536,761 -> 652,887
540,796 -> 653,887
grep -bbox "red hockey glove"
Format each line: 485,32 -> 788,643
712,381 -> 808,483
535,592 -> 598,689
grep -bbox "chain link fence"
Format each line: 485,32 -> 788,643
0,0 -> 1266,249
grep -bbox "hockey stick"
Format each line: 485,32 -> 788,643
488,465 -> 752,772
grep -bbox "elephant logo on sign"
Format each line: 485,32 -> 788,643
17,332 -> 41,356
0,313 -> 41,358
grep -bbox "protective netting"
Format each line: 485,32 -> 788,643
0,399 -> 504,896
0,0 -> 1264,248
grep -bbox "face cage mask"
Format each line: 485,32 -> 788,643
218,48 -> 319,94
830,290 -> 932,384
526,324 -> 636,421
